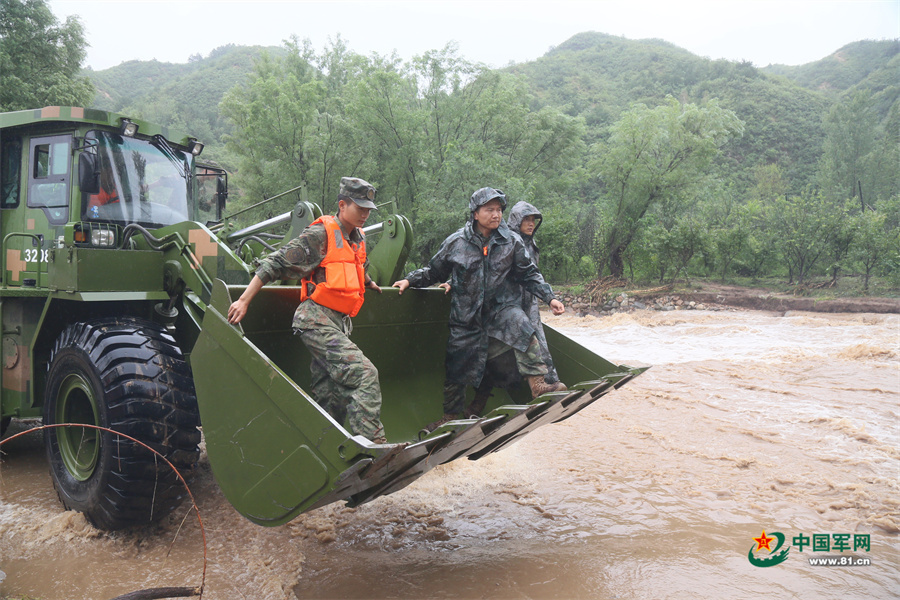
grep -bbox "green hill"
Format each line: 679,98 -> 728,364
74,32 -> 898,286
763,39 -> 899,121
762,40 -> 899,94
83,33 -> 897,196
511,32 -> 710,131
508,32 -> 839,192
90,59 -> 193,111
86,44 -> 282,161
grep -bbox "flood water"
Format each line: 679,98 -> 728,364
1,309 -> 898,599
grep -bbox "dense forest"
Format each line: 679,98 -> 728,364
4,1 -> 898,291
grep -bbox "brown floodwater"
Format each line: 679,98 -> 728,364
1,309 -> 898,600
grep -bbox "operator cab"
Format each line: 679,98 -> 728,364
78,129 -> 219,229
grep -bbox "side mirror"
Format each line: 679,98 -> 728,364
216,174 -> 228,216
78,153 -> 100,195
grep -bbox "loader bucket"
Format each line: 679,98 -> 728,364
191,279 -> 647,526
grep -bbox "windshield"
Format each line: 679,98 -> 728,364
82,130 -> 193,226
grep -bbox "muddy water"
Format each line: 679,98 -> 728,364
1,310 -> 898,599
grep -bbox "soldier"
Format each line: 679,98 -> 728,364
464,200 -> 562,416
392,187 -> 567,430
227,177 -> 389,444
506,200 -> 561,384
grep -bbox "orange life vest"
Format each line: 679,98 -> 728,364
300,215 -> 367,317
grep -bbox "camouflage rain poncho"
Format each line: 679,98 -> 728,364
508,201 -> 559,383
403,219 -> 556,387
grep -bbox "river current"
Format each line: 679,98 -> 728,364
1,309 -> 898,599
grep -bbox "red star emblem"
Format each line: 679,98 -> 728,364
754,530 -> 775,552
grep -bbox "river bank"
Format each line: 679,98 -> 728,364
558,280 -> 900,316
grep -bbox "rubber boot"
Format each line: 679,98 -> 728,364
424,413 -> 457,433
465,389 -> 492,417
528,375 -> 567,399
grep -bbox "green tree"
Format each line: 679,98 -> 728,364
850,208 -> 892,294
534,203 -> 579,282
644,217 -> 707,283
220,40 -> 586,263
817,91 -> 878,207
749,163 -> 787,203
0,0 -> 94,111
865,101 -> 900,206
824,200 -> 857,285
728,169 -> 785,280
343,53 -> 424,214
344,44 -> 584,261
701,186 -> 752,283
769,188 -> 843,284
594,97 -> 743,278
711,221 -> 749,282
220,40 -> 335,215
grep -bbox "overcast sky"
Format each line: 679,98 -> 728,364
49,0 -> 899,71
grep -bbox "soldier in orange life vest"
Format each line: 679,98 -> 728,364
227,177 -> 389,444
86,165 -> 120,210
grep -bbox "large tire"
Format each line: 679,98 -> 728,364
43,318 -> 200,530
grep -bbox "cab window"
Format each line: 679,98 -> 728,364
28,135 -> 70,224
1,138 -> 22,208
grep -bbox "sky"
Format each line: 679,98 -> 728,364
48,0 -> 900,71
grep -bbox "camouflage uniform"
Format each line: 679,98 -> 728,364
254,181 -> 384,441
507,201 -> 560,383
403,214 -> 557,414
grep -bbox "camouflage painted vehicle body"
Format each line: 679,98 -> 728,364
0,107 -> 646,529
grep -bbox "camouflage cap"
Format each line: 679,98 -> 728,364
469,187 -> 507,213
339,177 -> 377,209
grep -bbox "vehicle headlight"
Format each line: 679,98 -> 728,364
91,228 -> 116,247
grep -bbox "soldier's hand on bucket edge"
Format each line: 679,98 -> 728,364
550,299 -> 565,315
227,299 -> 248,324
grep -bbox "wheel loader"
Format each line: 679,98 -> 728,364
0,106 -> 646,529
